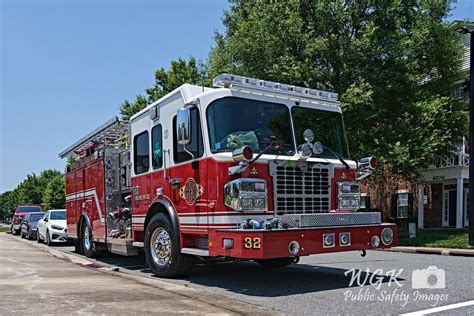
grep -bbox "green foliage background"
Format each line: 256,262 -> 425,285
0,170 -> 65,218
1,0 -> 469,218
120,0 -> 467,180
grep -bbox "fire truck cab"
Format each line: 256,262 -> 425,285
59,74 -> 397,277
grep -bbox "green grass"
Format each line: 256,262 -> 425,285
0,227 -> 10,233
398,229 -> 473,249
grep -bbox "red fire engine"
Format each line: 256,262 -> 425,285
59,74 -> 397,277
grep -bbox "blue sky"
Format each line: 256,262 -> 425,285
0,0 -> 473,192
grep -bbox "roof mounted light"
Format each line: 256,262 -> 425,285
212,73 -> 338,102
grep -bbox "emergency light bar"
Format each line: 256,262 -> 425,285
212,73 -> 338,102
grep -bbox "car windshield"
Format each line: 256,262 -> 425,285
30,214 -> 43,222
207,97 -> 295,155
17,207 -> 42,213
292,107 -> 350,159
50,211 -> 66,220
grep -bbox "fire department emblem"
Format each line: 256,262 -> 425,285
179,178 -> 204,205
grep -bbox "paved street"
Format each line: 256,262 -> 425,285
0,233 -> 273,315
2,232 -> 474,315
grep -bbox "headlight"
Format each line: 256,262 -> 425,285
381,227 -> 393,245
224,178 -> 267,211
338,182 -> 360,211
371,235 -> 380,248
51,225 -> 64,231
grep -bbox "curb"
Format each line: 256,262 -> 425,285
383,246 -> 474,257
13,235 -> 281,315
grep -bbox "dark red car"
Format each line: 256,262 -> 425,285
11,205 -> 44,235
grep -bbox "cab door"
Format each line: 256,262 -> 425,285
169,107 -> 208,231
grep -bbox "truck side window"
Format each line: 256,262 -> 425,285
134,131 -> 150,174
173,107 -> 204,163
151,124 -> 163,169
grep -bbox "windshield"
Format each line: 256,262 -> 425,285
207,97 -> 294,155
30,214 -> 43,222
16,207 -> 42,213
292,107 -> 350,159
50,211 -> 66,220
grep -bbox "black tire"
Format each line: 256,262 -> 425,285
81,222 -> 103,258
37,231 -> 42,243
74,238 -> 81,254
256,257 -> 298,268
26,229 -> 31,240
144,213 -> 194,278
46,230 -> 52,246
20,229 -> 25,239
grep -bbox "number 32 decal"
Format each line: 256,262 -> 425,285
244,237 -> 261,249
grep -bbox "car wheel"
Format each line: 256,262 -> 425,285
37,231 -> 42,243
255,257 -> 298,268
46,230 -> 52,246
20,229 -> 25,238
144,213 -> 194,278
26,229 -> 31,240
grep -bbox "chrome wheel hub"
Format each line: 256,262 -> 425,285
150,228 -> 171,266
83,227 -> 91,250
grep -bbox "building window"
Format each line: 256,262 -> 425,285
173,107 -> 204,163
134,131 -> 149,174
151,124 -> 163,169
451,85 -> 464,99
397,193 -> 409,218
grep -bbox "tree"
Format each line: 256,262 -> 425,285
208,0 -> 467,178
0,191 -> 17,218
42,175 -> 65,210
120,57 -> 207,120
15,174 -> 43,205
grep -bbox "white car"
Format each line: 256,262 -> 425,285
37,209 -> 68,246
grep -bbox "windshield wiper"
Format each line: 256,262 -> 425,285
321,145 -> 350,170
249,137 -> 284,166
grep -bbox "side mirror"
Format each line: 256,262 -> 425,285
356,157 -> 376,181
176,107 -> 191,145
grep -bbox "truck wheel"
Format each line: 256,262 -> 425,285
144,213 -> 193,278
82,223 -> 95,257
81,223 -> 103,258
256,257 -> 298,268
74,238 -> 81,253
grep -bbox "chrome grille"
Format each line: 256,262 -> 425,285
270,161 -> 333,214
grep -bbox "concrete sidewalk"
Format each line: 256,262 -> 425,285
384,246 -> 474,257
0,233 -> 276,315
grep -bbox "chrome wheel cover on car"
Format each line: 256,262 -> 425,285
150,228 -> 171,266
83,226 -> 91,250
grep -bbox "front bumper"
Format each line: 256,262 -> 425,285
50,230 -> 68,242
208,223 -> 397,259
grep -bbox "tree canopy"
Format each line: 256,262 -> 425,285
120,57 -> 207,120
0,169 -> 65,217
208,0 -> 467,177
